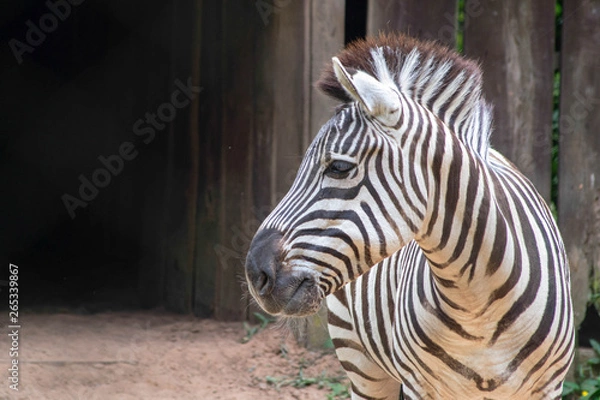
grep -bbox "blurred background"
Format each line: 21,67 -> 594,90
0,0 -> 598,368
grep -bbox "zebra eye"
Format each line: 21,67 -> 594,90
325,160 -> 356,179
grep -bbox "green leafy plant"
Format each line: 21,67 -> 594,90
563,339 -> 600,399
266,367 -> 350,399
241,312 -> 276,343
591,277 -> 600,315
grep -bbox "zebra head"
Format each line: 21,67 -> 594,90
246,53 -> 428,317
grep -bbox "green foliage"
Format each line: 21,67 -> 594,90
455,0 -> 465,53
591,277 -> 600,315
325,380 -> 351,400
266,366 -> 350,399
241,312 -> 276,343
563,340 -> 600,400
323,336 -> 335,350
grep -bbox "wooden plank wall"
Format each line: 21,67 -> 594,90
212,0 -> 258,320
162,0 -> 200,314
558,0 -> 600,326
463,0 -> 555,203
137,0 -> 200,313
193,0 -> 220,318
367,0 -> 456,48
192,0 -> 344,320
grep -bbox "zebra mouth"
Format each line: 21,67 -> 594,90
249,266 -> 323,317
281,275 -> 323,316
245,228 -> 323,317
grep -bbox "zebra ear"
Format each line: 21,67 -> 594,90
332,57 -> 401,127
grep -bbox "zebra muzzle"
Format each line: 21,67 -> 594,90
245,228 -> 322,317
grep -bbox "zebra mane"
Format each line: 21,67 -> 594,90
317,33 -> 492,158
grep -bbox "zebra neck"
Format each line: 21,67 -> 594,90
414,130 -> 515,312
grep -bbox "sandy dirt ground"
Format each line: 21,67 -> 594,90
0,311 -> 348,400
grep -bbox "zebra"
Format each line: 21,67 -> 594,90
245,33 -> 574,399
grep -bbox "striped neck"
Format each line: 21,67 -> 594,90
413,111 -> 514,314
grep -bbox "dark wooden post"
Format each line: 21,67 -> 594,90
271,1 -> 311,202
558,0 -> 600,327
310,1 -> 346,142
367,0 -> 457,48
199,0 -> 344,322
161,0 -> 203,314
463,0 -> 555,202
304,0 -> 346,348
211,0 -> 259,321
194,0 -> 221,318
249,0 -> 345,337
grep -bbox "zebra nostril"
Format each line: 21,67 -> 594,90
246,228 -> 283,298
257,270 -> 273,296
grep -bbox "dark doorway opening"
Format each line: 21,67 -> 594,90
345,0 -> 367,45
